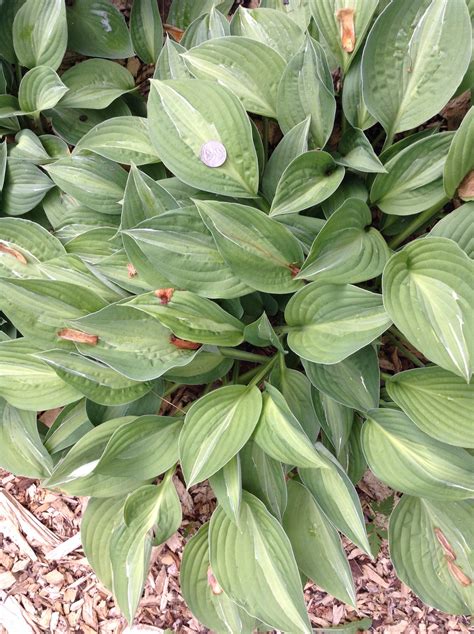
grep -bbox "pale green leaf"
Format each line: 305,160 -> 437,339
154,37 -> 192,80
336,127 -> 386,173
130,0 -> 163,64
181,7 -> 230,49
209,455 -> 242,524
342,51 -> 376,131
430,202 -> 474,258
1,159 -> 54,216
444,106 -> 474,201
18,66 -> 68,114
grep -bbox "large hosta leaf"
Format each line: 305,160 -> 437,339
209,491 -> 312,633
37,349 -> 152,406
148,79 -> 259,197
45,155 -> 127,214
299,444 -> 371,555
179,385 -> 262,487
231,6 -> 305,60
181,523 -> 256,633
386,367 -> 474,448
342,51 -> 376,131
154,37 -> 192,80
444,106 -> 474,201
285,281 -> 391,364
430,202 -> 474,258
370,133 -> 453,215
362,409 -> 474,500
254,384 -> 327,468
13,0 -> 67,70
168,0 -> 233,29
297,199 -> 391,283
277,36 -> 336,149
2,159 -> 54,216
181,8 -> 230,49
18,67 -> 68,114
0,279 -> 106,347
389,496 -> 473,615
184,37 -> 285,117
130,0 -> 163,64
0,339 -> 81,410
69,304 -> 199,381
66,0 -> 133,59
310,0 -> 379,73
128,290 -> 244,347
382,238 -> 474,381
303,345 -> 379,412
283,480 -> 356,607
124,206 -> 251,299
209,455 -> 242,524
74,117 -> 160,165
269,150 -> 345,217
0,403 -> 53,479
196,200 -> 304,294
362,0 -> 472,139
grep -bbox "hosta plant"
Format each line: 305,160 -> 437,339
0,0 -> 473,630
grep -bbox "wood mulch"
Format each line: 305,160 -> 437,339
0,467 -> 471,634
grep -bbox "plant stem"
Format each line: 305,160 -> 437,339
236,364 -> 263,384
33,112 -> 44,134
263,116 -> 269,163
15,63 -> 22,90
217,348 -> 269,363
382,129 -> 395,152
162,382 -> 183,398
231,360 -> 240,383
247,355 -> 278,388
387,332 -> 425,368
388,203 -> 444,249
380,371 -> 392,382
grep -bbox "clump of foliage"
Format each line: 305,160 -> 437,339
0,0 -> 473,629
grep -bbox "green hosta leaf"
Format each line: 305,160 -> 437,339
69,304 -> 199,381
362,408 -> 474,500
231,6 -> 305,61
297,199 -> 391,284
283,480 -> 356,607
64,226 -> 122,262
44,416 -> 145,497
13,0 -> 67,70
362,0 -> 472,138
209,491 -> 312,633
8,129 -> 59,165
0,278 -> 106,347
303,346 -> 380,412
277,36 -> 336,149
130,0 -> 163,64
85,384 -> 165,426
168,0 -> 232,29
95,416 -> 181,480
310,0 -> 379,73
270,150 -> 345,217
336,127 -> 386,174
0,216 -> 65,273
128,290 -> 244,347
81,495 -> 126,590
0,339 -> 81,410
444,106 -> 474,201
2,159 -> 54,216
0,140 -> 6,190
37,349 -> 152,406
179,384 -> 262,487
277,214 -> 324,255
124,206 -> 251,299
269,360 -> 320,442
154,37 -> 192,80
370,133 -> 453,216
244,312 -> 284,352
260,0 -> 310,29
285,281 -> 391,364
0,95 -> 22,119
386,367 -> 474,448
18,67 -> 68,114
430,202 -> 474,258
0,403 -> 53,479
181,8 -> 230,49
184,37 -> 285,118
59,60 -> 135,110
300,444 -> 371,554
0,0 -> 24,64
255,384 -> 327,468
382,237 -> 474,381
311,388 -> 353,458
342,51 -> 376,131
197,200 -> 304,294
240,440 -> 287,520
262,117 -> 310,202
45,155 -> 127,214
181,523 -> 256,633
389,496 -> 473,615
50,99 -> 132,145
148,79 -> 259,198
209,455 -> 242,524
164,350 -> 232,385
44,399 -> 93,455
66,0 -> 133,59
74,117 -> 160,166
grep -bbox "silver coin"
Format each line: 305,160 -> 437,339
200,141 -> 227,168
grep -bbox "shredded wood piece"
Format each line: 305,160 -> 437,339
434,527 -> 456,560
446,559 -> 472,587
154,288 -> 174,304
336,8 -> 356,53
57,329 -> 99,345
127,262 -> 138,278
169,335 -> 201,350
0,244 -> 27,264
